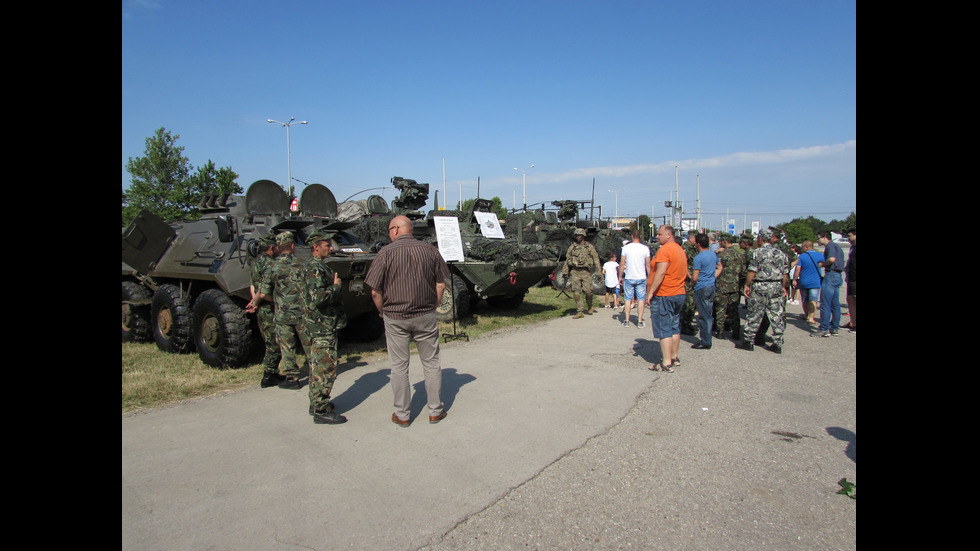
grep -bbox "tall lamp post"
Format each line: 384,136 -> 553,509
513,164 -> 534,211
607,189 -> 624,220
267,117 -> 307,197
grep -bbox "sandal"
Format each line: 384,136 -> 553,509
671,357 -> 680,367
648,363 -> 675,373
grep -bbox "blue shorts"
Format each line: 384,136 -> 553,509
800,287 -> 819,302
651,294 -> 686,339
623,279 -> 646,301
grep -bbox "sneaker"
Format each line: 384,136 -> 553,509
810,331 -> 831,338
848,326 -> 857,333
638,321 -> 646,328
623,321 -> 631,327
313,411 -> 347,424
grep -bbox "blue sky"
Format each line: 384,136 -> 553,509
122,0 -> 855,231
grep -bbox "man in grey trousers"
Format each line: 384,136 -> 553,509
365,215 -> 451,427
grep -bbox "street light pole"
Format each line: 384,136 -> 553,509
267,117 -> 308,197
607,189 -> 623,219
513,164 -> 534,211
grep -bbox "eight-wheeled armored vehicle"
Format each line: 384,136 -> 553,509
122,180 -> 381,367
343,177 -> 560,321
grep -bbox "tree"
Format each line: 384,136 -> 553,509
637,214 -> 651,240
459,197 -> 509,220
123,127 -> 242,226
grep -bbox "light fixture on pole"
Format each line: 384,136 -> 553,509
267,117 -> 308,197
607,189 -> 624,219
513,164 -> 534,211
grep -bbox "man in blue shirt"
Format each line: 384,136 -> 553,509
812,231 -> 845,337
691,233 -> 720,349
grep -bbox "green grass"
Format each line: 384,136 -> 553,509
122,286 -> 580,414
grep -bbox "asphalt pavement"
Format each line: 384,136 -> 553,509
122,289 -> 856,550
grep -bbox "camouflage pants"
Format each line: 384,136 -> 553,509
713,291 -> 740,334
681,282 -> 695,329
568,268 -> 594,313
307,332 -> 339,413
743,282 -> 785,346
276,321 -> 308,379
256,305 -> 282,375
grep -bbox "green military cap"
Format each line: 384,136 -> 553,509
757,228 -> 774,240
275,231 -> 295,246
258,234 -> 277,246
306,228 -> 338,245
573,228 -> 587,236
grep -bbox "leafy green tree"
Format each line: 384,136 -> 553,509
783,220 -> 816,244
637,214 -> 651,240
123,127 -> 242,226
459,196 -> 509,220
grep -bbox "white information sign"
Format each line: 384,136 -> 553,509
432,216 -> 464,262
473,212 -> 505,239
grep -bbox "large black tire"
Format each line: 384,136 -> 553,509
192,289 -> 253,367
340,311 -> 385,343
151,284 -> 195,354
122,281 -> 152,343
436,276 -> 469,322
486,290 -> 527,310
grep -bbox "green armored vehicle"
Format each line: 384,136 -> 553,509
343,177 -> 560,321
503,199 -> 629,295
122,180 -> 381,367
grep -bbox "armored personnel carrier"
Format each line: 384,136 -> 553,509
502,199 -> 629,295
122,180 -> 381,367
343,177 -> 559,321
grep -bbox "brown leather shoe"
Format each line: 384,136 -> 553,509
429,411 -> 448,424
391,413 -> 410,427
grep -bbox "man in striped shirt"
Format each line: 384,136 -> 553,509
365,215 -> 451,427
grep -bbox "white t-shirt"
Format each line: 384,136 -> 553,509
620,242 -> 651,280
603,261 -> 619,287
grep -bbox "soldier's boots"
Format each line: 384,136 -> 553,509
308,402 -> 336,415
768,343 -> 782,354
587,307 -> 595,315
278,377 -> 302,390
735,340 -> 754,351
572,312 -> 585,319
313,411 -> 347,425
261,372 -> 286,388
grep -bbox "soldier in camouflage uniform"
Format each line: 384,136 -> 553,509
561,228 -> 601,319
267,231 -> 308,388
680,231 -> 698,335
712,235 -> 744,341
755,228 -> 798,340
301,229 -> 348,425
736,228 -> 789,353
246,234 -> 284,388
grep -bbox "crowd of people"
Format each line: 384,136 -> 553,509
568,225 -> 856,370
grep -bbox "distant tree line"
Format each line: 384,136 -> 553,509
122,127 -> 243,226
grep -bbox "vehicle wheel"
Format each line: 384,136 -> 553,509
436,277 -> 469,322
551,262 -> 568,291
192,289 -> 253,367
592,273 -> 606,296
486,290 -> 527,310
151,284 -> 195,354
340,311 -> 385,343
122,281 -> 152,343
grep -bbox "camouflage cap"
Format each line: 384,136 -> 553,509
258,234 -> 277,246
573,228 -> 587,236
306,228 -> 338,245
757,228 -> 774,241
275,231 -> 295,246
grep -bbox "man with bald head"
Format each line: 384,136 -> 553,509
365,215 -> 452,427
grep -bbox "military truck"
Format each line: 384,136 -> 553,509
342,177 -> 560,321
122,180 -> 381,367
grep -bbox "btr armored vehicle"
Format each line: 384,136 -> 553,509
122,180 -> 381,367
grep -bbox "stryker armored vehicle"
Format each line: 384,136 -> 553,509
122,180 -> 381,367
342,177 -> 560,321
502,199 -> 630,295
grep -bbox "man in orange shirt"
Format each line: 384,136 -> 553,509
645,225 -> 688,373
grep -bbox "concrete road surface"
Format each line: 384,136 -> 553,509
122,291 -> 856,550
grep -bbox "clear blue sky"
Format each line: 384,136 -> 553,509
122,0 -> 855,231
